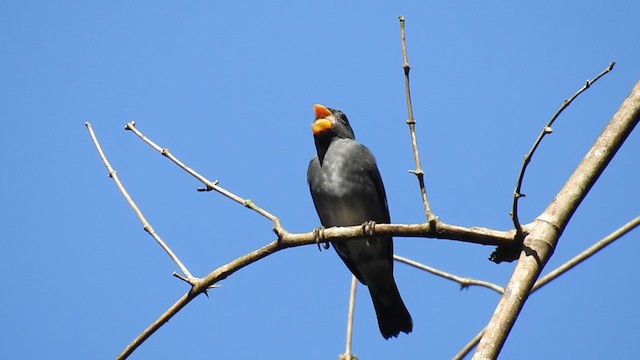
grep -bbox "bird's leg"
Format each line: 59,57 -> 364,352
313,226 -> 330,251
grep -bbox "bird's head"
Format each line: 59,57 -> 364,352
311,104 -> 355,140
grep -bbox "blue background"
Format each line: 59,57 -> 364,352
1,1 -> 639,359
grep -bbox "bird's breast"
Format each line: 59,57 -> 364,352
316,149 -> 368,198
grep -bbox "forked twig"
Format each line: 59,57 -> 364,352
85,122 -> 194,280
398,16 -> 437,226
511,62 -> 615,236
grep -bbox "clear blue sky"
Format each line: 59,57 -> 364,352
1,1 -> 639,359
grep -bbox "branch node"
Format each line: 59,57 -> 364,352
124,121 -> 136,130
161,148 -> 170,157
428,216 -> 440,231
543,126 -> 553,134
272,225 -> 286,240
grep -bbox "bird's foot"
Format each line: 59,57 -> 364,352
362,220 -> 377,237
313,226 -> 330,251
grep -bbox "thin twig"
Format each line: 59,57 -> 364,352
339,276 -> 358,360
394,255 -> 504,294
398,16 -> 437,226
85,122 -> 194,280
454,330 -> 484,360
124,121 -> 284,235
455,215 -> 640,359
511,62 -> 616,237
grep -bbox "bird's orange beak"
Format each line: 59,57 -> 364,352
312,104 -> 333,134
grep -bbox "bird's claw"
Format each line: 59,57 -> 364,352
313,226 -> 329,251
362,220 -> 377,237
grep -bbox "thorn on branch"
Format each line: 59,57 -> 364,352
197,180 -> 220,192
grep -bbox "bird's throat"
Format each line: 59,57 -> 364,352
314,136 -> 332,165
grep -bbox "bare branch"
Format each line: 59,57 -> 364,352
339,276 -> 358,360
283,222 -> 514,247
511,62 -> 615,237
394,255 -> 504,294
115,238 -> 282,360
124,121 -> 284,235
116,291 -> 196,360
85,122 -> 194,280
112,220 -> 512,358
456,215 -> 639,359
532,215 -> 640,291
398,16 -> 437,226
474,80 -> 640,359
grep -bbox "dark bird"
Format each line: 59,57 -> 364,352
306,104 -> 413,339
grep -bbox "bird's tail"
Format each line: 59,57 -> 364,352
368,276 -> 413,339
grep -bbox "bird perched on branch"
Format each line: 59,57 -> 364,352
307,104 -> 413,339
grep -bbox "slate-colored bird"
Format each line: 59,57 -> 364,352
306,104 -> 413,339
